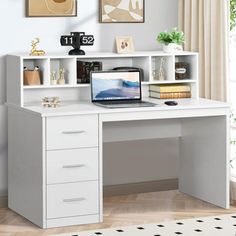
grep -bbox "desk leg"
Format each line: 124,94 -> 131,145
179,116 -> 229,208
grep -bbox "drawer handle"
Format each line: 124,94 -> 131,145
62,130 -> 86,135
63,197 -> 86,203
62,164 -> 85,169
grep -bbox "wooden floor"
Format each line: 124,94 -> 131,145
1,190 -> 236,236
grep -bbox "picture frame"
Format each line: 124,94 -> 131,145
116,36 -> 135,54
100,0 -> 145,23
26,0 -> 77,17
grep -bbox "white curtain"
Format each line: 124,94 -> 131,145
179,0 -> 230,101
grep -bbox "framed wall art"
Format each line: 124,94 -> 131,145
100,0 -> 145,23
26,0 -> 77,17
116,36 -> 135,54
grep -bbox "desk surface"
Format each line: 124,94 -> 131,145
19,98 -> 230,117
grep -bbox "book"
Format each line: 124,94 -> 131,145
149,84 -> 191,93
149,91 -> 191,99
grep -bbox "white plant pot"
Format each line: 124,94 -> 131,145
163,43 -> 183,53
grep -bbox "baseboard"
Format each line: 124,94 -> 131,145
0,196 -> 7,208
104,179 -> 178,197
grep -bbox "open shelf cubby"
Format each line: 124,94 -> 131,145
50,58 -> 76,86
175,55 -> 198,81
23,58 -> 49,86
151,56 -> 174,82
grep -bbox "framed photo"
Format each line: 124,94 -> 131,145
26,0 -> 77,17
100,0 -> 145,23
116,36 -> 135,54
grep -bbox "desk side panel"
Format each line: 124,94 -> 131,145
8,107 -> 45,227
179,115 -> 229,208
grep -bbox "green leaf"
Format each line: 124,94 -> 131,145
231,0 -> 236,30
157,28 -> 185,45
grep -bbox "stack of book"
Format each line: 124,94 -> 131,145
149,84 -> 191,99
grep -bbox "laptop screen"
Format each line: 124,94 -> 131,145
91,71 -> 141,102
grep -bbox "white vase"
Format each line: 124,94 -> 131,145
163,43 -> 183,53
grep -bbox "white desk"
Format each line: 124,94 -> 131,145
8,98 -> 230,228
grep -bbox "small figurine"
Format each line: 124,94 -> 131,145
42,97 -> 60,108
50,71 -> 57,85
158,57 -> 165,81
30,38 -> 45,56
58,68 -> 66,85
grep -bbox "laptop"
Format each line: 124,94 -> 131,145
91,70 -> 156,109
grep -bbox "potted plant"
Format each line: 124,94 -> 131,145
157,28 -> 185,53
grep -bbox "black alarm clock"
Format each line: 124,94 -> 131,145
60,32 -> 94,55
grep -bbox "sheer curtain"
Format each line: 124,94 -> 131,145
178,0 -> 230,101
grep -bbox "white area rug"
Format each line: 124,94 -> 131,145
55,214 -> 236,236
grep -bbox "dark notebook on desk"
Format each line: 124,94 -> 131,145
91,70 -> 156,109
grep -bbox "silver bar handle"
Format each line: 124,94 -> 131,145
62,164 -> 85,169
63,197 -> 86,203
62,130 -> 86,135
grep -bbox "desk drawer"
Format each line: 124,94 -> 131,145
47,181 -> 99,219
46,115 -> 98,150
47,148 -> 98,184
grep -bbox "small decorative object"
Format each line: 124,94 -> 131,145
50,71 -> 57,85
116,36 -> 135,54
157,28 -> 185,53
30,38 -> 46,56
26,0 -> 77,17
23,66 -> 41,85
42,97 -> 60,108
60,32 -> 95,55
100,0 -> 145,23
158,57 -> 165,81
58,68 -> 66,85
175,62 -> 189,80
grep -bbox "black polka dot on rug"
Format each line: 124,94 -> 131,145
176,222 -> 184,225
157,224 -> 165,227
195,229 -> 202,232
175,232 -> 183,235
137,227 -> 145,230
196,220 -> 204,223
214,217 -> 221,220
94,232 -> 102,235
215,227 -> 223,230
116,229 -> 124,232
